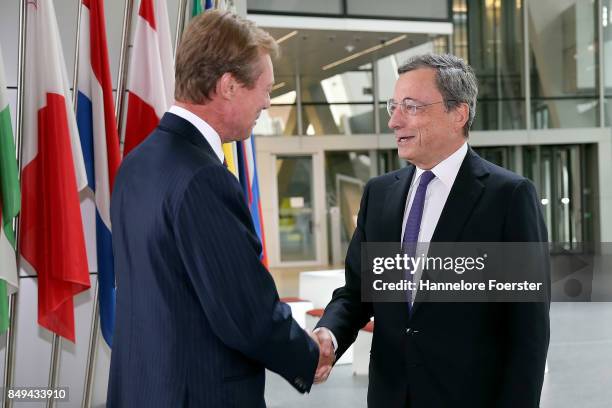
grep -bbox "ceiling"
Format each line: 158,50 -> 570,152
264,27 -> 436,98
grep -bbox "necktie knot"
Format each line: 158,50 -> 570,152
419,170 -> 435,187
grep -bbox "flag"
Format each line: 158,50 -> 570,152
123,0 -> 174,156
20,0 -> 90,342
192,0 -> 212,15
77,0 -> 121,346
236,137 -> 268,266
0,42 -> 20,333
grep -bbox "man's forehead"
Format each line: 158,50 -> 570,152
394,71 -> 439,99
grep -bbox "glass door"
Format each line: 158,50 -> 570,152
275,155 -> 322,264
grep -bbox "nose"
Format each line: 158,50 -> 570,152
263,93 -> 271,110
388,107 -> 403,131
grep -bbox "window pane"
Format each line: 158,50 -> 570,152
346,0 -> 450,20
247,0 -> 342,15
456,0 -> 526,130
255,78 -> 298,136
529,0 -> 599,128
277,156 -> 316,262
302,103 -> 374,135
325,151 -> 371,260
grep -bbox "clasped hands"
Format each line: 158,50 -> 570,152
308,329 -> 336,384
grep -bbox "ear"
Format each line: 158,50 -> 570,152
453,102 -> 469,131
216,72 -> 238,100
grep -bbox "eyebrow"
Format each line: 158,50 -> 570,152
400,96 -> 425,105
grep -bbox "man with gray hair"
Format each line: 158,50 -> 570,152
313,54 -> 550,407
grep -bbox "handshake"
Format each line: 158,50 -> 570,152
308,328 -> 336,384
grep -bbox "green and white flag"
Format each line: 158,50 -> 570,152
0,42 -> 21,332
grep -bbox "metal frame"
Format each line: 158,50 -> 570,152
598,0 -> 605,127
247,3 -> 453,24
523,0 -> 531,131
3,1 -> 28,406
115,0 -> 135,148
270,151 -> 327,267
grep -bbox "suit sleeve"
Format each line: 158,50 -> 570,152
173,166 -> 318,393
315,181 -> 374,359
497,179 -> 551,407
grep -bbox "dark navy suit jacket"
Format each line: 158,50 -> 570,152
317,149 -> 550,408
107,113 -> 318,407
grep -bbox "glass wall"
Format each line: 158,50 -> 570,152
529,0 -> 599,128
523,144 -> 596,246
466,0 -> 525,130
604,0 -> 612,125
254,75 -> 298,136
472,146 -> 517,171
302,64 -> 375,135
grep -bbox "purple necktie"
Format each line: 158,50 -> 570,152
403,170 -> 435,307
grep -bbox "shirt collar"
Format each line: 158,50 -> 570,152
413,142 -> 468,189
168,105 -> 225,164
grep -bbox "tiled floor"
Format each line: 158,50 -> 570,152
265,302 -> 612,407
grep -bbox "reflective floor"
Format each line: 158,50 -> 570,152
265,303 -> 612,407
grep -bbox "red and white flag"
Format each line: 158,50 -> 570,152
20,0 -> 90,342
123,0 -> 174,156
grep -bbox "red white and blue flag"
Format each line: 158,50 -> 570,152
236,137 -> 268,266
21,0 -> 90,342
76,0 -> 121,346
123,0 -> 174,156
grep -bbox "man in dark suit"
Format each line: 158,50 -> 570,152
107,11 -> 325,407
313,54 -> 550,407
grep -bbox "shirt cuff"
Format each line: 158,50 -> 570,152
313,327 -> 338,352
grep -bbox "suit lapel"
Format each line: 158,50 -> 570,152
379,166 -> 414,324
431,148 -> 488,243
381,166 -> 415,242
410,149 -> 489,318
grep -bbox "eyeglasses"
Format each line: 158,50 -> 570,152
386,99 -> 455,117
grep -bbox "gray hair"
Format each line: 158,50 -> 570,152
398,53 -> 478,136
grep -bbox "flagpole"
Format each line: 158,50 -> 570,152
174,0 -> 188,60
81,280 -> 99,408
115,0 -> 134,146
72,0 -> 82,109
46,334 -> 61,408
44,1 -> 86,406
2,0 -> 28,407
71,0 -> 99,405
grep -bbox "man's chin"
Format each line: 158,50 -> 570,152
397,146 -> 414,162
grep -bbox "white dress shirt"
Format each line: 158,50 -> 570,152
401,142 -> 468,243
319,142 -> 468,351
168,105 -> 225,164
401,142 -> 468,302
